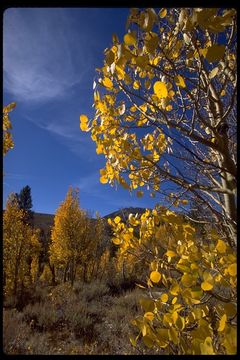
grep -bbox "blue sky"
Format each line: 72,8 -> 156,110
3,7 -> 160,217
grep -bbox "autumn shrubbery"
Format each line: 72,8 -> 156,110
4,280 -> 157,355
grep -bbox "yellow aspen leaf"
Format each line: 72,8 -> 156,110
172,311 -> 179,324
168,89 -> 175,98
159,8 -> 167,18
216,239 -> 227,253
191,288 -> 203,300
165,250 -> 177,257
209,67 -> 219,79
166,104 -> 172,111
170,282 -> 180,296
228,263 -> 236,276
150,270 -> 161,283
123,233 -> 132,242
220,89 -> 226,96
80,122 -> 89,131
80,114 -> 89,131
181,199 -> 188,204
161,293 -> 168,303
172,297 -> 177,305
200,337 -> 215,355
114,216 -> 121,224
102,77 -> 113,89
139,298 -> 155,312
144,312 -> 154,321
203,271 -> 213,283
112,237 -> 121,245
218,314 -> 227,332
142,324 -> 147,336
133,80 -> 140,90
183,224 -> 195,234
143,335 -> 154,348
137,190 -> 144,198
105,50 -> 115,66
201,281 -> 213,291
175,75 -> 186,88
153,81 -> 168,99
168,326 -> 178,345
80,114 -> 88,123
124,32 -> 137,46
181,273 -> 194,287
96,144 -> 104,154
100,175 -> 108,184
175,315 -> 185,330
224,303 -> 237,318
145,80 -> 151,89
223,327 -> 237,354
129,336 -> 137,347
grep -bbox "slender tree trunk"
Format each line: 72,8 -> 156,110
48,261 -> 56,286
70,259 -> 75,286
64,262 -> 69,283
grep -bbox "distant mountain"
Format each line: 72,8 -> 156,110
104,207 -> 149,222
30,207 -> 147,229
21,207 -> 149,234
33,213 -> 54,233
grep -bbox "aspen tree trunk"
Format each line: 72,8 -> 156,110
206,79 -> 237,247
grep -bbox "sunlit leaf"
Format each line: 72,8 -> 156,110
209,67 -> 219,79
143,335 -> 154,348
112,237 -> 121,245
200,337 -> 215,355
114,216 -> 121,224
144,311 -> 154,321
150,270 -> 161,283
161,293 -> 168,303
228,263 -> 236,276
124,32 -> 137,46
153,81 -> 168,99
102,77 -> 113,89
201,281 -> 213,291
159,8 -> 167,18
218,314 -> 227,332
216,239 -> 227,253
175,75 -> 186,88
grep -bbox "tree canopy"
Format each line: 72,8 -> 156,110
80,7 -> 237,355
80,7 -> 236,247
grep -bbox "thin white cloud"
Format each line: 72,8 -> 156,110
3,8 -> 88,103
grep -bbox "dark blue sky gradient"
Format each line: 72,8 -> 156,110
3,7 -> 163,216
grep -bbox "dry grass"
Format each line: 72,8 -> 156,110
3,280 -> 160,355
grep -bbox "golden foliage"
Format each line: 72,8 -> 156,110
3,102 -> 16,156
3,194 -> 33,294
109,206 -> 236,354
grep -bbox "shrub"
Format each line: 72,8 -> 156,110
77,280 -> 109,302
23,301 -> 61,331
25,332 -> 51,355
3,309 -> 30,354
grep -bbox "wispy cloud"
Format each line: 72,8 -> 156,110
3,8 -> 89,104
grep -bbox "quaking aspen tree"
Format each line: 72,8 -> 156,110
50,187 -> 95,285
80,8 -> 237,354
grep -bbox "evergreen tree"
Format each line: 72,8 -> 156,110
16,185 -> 33,225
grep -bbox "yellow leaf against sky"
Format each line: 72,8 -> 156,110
153,81 -> 168,99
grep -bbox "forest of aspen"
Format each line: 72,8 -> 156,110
3,8 -> 237,355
